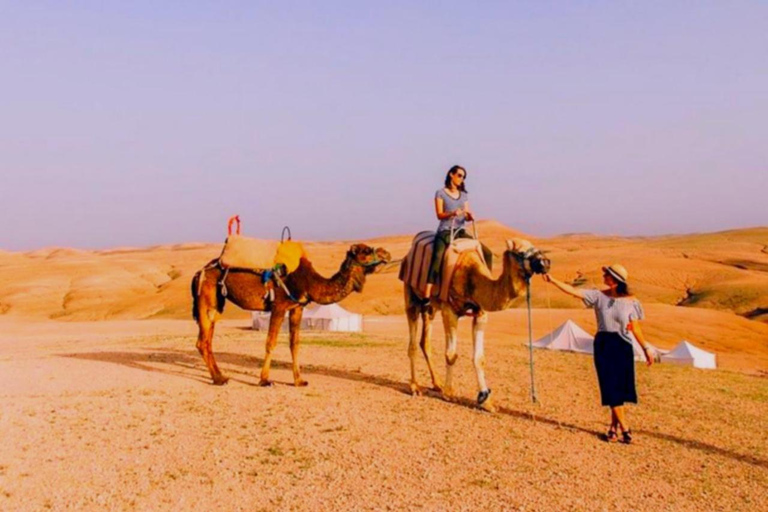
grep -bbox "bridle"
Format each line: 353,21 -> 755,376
511,247 -> 546,279
347,249 -> 385,269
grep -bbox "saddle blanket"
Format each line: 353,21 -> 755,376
219,235 -> 308,273
399,231 -> 487,301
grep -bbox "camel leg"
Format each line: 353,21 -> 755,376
259,306 -> 286,386
441,306 -> 460,399
419,305 -> 442,392
288,307 -> 308,387
194,273 -> 228,385
405,289 -> 422,395
473,312 -> 496,412
196,315 -> 228,385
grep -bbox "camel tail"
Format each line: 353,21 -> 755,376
191,263 -> 226,322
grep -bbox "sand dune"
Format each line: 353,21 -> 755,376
0,221 -> 765,371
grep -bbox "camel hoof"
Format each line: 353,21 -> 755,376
258,379 -> 273,387
479,400 -> 498,413
212,376 -> 229,386
294,379 -> 309,387
441,388 -> 455,402
431,383 -> 443,393
478,390 -> 496,413
409,383 -> 422,396
446,353 -> 458,366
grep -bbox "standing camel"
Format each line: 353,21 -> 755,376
403,238 -> 550,412
192,244 -> 391,386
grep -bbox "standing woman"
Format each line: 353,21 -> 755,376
422,165 -> 493,304
543,264 -> 653,443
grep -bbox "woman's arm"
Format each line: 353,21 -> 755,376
434,196 -> 462,221
628,320 -> 654,366
464,201 -> 474,221
542,275 -> 586,299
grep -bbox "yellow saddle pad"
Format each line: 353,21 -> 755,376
274,240 -> 308,274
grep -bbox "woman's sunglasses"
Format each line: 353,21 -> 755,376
454,173 -> 466,179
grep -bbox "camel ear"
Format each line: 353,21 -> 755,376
506,239 -> 514,251
349,244 -> 362,255
510,238 -> 532,252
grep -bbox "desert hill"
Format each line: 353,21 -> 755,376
1,221 -> 766,372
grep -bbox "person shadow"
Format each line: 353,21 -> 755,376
60,346 -> 768,471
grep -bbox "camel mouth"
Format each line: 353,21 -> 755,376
530,254 -> 551,275
504,240 -> 550,276
363,247 -> 392,274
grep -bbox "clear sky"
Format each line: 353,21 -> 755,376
1,1 -> 766,250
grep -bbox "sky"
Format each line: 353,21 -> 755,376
1,1 -> 766,250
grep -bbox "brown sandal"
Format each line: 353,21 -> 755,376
604,428 -> 619,443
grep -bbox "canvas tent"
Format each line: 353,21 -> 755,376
251,311 -> 288,331
533,320 -> 659,362
533,320 -> 593,354
301,304 -> 362,332
660,340 -> 716,369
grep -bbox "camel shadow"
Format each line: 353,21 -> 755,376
60,347 -> 768,470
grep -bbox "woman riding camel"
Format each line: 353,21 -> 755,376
422,165 -> 493,306
542,264 -> 653,444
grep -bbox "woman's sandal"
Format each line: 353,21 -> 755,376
621,429 -> 633,444
605,428 -> 619,443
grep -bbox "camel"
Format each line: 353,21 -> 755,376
192,244 -> 391,386
403,238 -> 550,412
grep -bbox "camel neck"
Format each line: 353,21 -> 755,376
288,257 -> 365,305
468,254 -> 525,312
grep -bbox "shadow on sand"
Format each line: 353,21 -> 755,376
60,347 -> 768,470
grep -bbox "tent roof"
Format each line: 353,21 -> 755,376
303,303 -> 360,319
533,320 -> 592,346
664,340 -> 714,359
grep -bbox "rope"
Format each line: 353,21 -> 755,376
545,278 -> 554,347
526,276 -> 538,403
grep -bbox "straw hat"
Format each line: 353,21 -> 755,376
602,264 -> 629,284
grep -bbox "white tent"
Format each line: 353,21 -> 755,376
533,320 -> 658,362
533,320 -> 594,354
301,304 -> 362,332
251,311 -> 288,331
660,340 -> 717,369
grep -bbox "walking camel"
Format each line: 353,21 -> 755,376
192,244 -> 391,386
403,238 -> 550,412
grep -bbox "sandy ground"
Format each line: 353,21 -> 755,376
1,316 -> 766,511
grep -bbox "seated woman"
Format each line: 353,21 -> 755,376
422,165 -> 493,305
543,264 -> 653,444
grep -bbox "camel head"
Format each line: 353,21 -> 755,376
504,238 -> 550,278
344,244 -> 393,291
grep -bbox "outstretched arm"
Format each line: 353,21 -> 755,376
628,320 -> 654,366
542,275 -> 585,299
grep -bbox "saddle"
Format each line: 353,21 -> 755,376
399,231 -> 488,302
212,217 -> 309,307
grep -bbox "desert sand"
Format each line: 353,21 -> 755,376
1,222 -> 766,510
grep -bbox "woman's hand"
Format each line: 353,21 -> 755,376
465,211 -> 474,221
453,207 -> 464,218
643,346 -> 654,366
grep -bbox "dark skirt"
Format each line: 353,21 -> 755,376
594,331 -> 637,407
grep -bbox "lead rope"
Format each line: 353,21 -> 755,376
545,277 -> 554,347
526,275 -> 538,403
